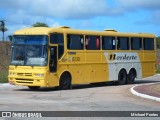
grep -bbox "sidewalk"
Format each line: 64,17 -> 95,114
131,82 -> 160,102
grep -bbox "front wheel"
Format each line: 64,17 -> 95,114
118,69 -> 127,85
59,73 -> 71,90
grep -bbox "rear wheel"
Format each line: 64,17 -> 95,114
118,69 -> 127,85
28,86 -> 40,90
59,72 -> 71,90
127,69 -> 136,84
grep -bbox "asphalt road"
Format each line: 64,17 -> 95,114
0,75 -> 160,120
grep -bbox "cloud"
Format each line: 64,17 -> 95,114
118,0 -> 160,10
0,0 -> 28,11
0,0 -> 124,19
116,0 -> 160,26
2,10 -> 61,37
7,10 -> 60,26
29,0 -> 109,18
1,0 -> 160,19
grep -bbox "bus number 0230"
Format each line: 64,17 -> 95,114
72,57 -> 80,61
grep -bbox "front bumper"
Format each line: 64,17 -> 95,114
8,66 -> 47,87
9,76 -> 46,87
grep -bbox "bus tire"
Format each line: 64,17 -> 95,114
59,72 -> 71,90
127,69 -> 136,84
118,69 -> 127,85
28,86 -> 40,90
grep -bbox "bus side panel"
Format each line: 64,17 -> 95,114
63,64 -> 109,84
142,51 -> 156,78
104,52 -> 143,81
86,52 -> 109,83
90,64 -> 109,83
58,51 -> 91,84
71,64 -> 91,84
58,51 -> 110,85
46,72 -> 59,87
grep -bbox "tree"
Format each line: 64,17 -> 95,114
0,20 -> 8,41
8,35 -> 13,42
157,37 -> 160,49
32,22 -> 49,27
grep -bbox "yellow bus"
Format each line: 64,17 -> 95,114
8,26 -> 156,90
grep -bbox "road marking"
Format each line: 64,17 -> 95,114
130,82 -> 160,102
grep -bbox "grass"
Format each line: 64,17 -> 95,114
0,70 -> 8,83
156,49 -> 160,73
0,41 -> 10,83
156,65 -> 160,73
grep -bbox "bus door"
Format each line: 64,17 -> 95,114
49,46 -> 58,72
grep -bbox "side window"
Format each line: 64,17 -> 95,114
50,33 -> 63,44
85,36 -> 100,50
102,36 -> 116,50
131,38 -> 142,50
67,35 -> 84,50
50,33 -> 64,59
144,38 -> 154,50
117,37 -> 129,50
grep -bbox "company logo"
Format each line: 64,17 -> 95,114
2,112 -> 11,117
108,54 -> 137,61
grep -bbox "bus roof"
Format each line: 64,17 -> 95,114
14,26 -> 155,38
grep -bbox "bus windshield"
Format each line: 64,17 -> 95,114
10,35 -> 48,66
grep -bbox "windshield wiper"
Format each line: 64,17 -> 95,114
15,60 -> 24,66
26,58 -> 34,67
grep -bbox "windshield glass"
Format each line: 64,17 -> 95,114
10,35 -> 48,66
11,45 -> 48,66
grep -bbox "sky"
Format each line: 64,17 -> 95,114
0,0 -> 160,40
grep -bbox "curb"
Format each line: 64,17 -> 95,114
130,83 -> 160,102
0,83 -> 14,87
0,83 -> 10,86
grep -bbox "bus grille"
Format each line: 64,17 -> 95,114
16,78 -> 33,84
17,73 -> 32,76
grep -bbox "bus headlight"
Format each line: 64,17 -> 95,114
9,72 -> 16,75
34,74 -> 44,77
9,72 -> 12,75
